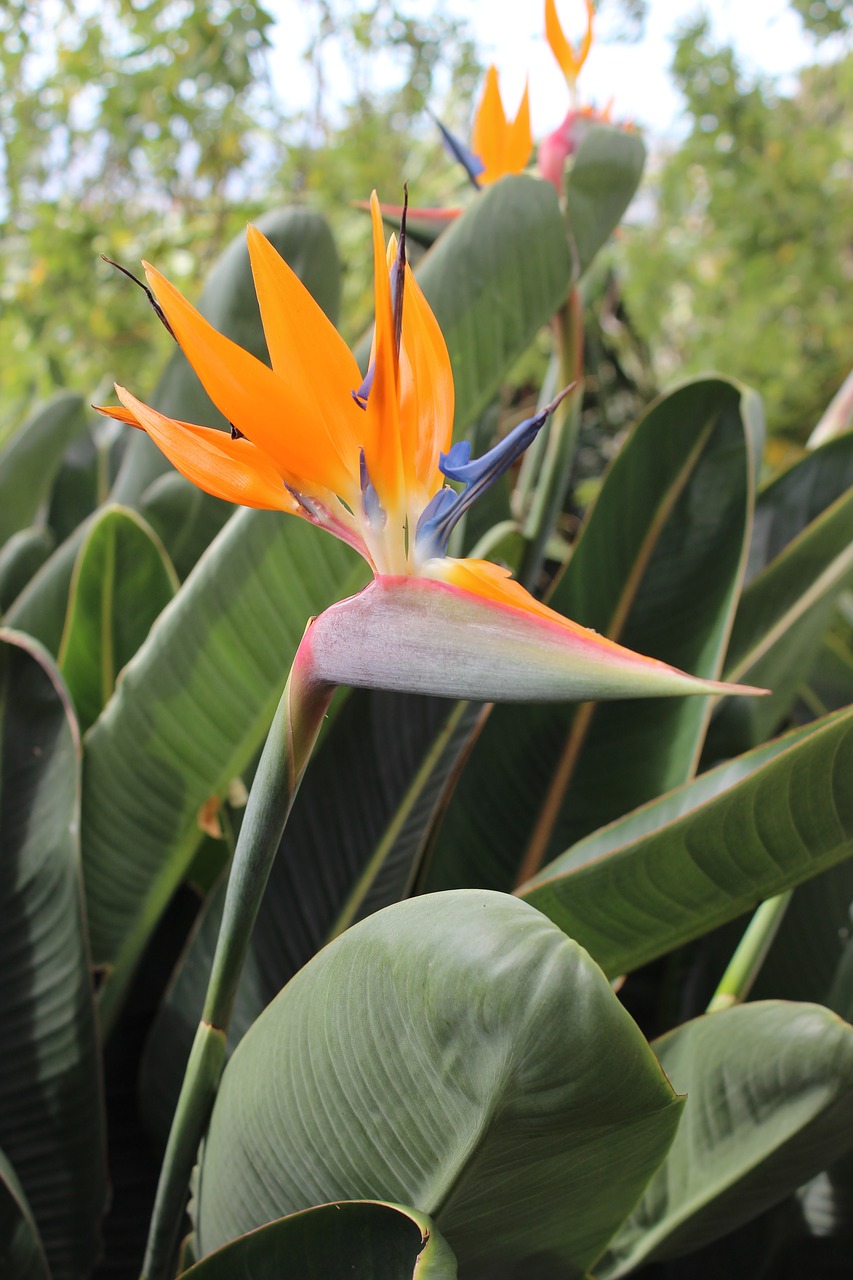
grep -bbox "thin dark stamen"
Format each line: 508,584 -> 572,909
392,185 -> 408,361
101,254 -> 177,342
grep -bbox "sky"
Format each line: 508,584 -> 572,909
267,0 -> 830,143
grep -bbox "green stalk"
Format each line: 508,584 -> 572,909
707,892 -> 793,1013
519,287 -> 584,590
141,648 -> 334,1280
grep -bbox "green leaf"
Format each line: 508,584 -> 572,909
82,511 -> 365,1034
45,428 -> 103,546
139,691 -> 485,1146
412,175 -> 573,434
0,393 -> 88,547
520,705 -> 853,978
194,891 -> 682,1278
710,477 -> 853,755
746,432 -> 853,580
599,1002 -> 853,1275
138,472 -> 233,582
0,630 -> 106,1279
0,1147 -> 50,1280
182,1201 -> 457,1280
748,858 -> 853,1006
0,527 -> 54,613
427,377 -> 759,894
111,206 -> 343,506
3,524 -> 87,655
564,124 -> 647,278
58,506 -> 178,733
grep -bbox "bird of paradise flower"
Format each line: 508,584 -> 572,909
99,193 -> 757,705
117,191 -> 764,1280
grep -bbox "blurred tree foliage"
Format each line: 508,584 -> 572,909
0,0 -> 286,426
619,12 -> 852,440
0,0 -> 480,430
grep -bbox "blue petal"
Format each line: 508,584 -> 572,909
415,386 -> 573,559
352,362 -> 375,410
431,112 -> 485,189
360,450 -> 386,529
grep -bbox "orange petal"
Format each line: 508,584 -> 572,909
362,193 -> 404,511
246,225 -> 363,474
143,262 -> 357,498
471,66 -> 507,185
545,0 -> 594,86
505,80 -> 533,174
110,387 -> 298,511
399,262 -> 454,497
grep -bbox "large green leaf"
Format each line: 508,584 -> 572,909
58,506 -> 178,733
411,175 -> 572,434
83,510 -> 365,1033
0,527 -> 54,612
599,1002 -> 853,1275
564,123 -> 647,279
745,432 -> 853,581
138,472 -> 234,582
194,891 -> 682,1279
111,206 -> 343,506
748,858 -> 853,1005
139,691 -> 485,1146
0,1148 -> 50,1280
0,393 -> 88,547
427,377 -> 759,894
3,522 -> 88,655
710,481 -> 853,755
520,705 -> 853,977
183,1202 -> 456,1279
0,630 -> 106,1279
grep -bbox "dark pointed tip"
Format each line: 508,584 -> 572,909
100,254 -> 177,343
542,383 -> 577,418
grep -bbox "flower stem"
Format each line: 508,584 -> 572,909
706,892 -> 793,1013
140,644 -> 334,1280
519,287 -> 584,589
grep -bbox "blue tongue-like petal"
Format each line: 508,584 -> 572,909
415,386 -> 573,559
431,112 -> 485,190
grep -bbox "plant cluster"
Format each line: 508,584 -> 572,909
1,4 -> 852,1279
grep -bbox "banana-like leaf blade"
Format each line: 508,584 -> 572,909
58,506 -> 178,733
195,891 -> 682,1279
139,691 -> 485,1146
599,1002 -> 853,1275
427,377 -> 759,893
0,630 -> 106,1279
83,511 -> 364,1033
711,482 -> 853,755
183,1201 -> 456,1279
0,393 -> 88,547
520,705 -> 853,977
0,1147 -> 50,1280
564,124 -> 647,279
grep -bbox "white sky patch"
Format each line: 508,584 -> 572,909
267,0 -> 833,143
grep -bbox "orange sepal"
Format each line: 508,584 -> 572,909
545,0 -> 595,87
361,193 -> 405,510
104,387 -> 298,512
399,263 -> 454,498
142,262 -> 356,498
246,225 -> 363,476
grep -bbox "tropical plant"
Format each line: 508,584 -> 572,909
1,94 -> 852,1280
